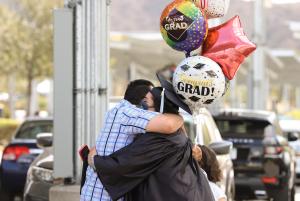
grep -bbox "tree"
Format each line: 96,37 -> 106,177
0,5 -> 23,75
16,0 -> 63,116
0,0 -> 63,116
0,5 -> 24,118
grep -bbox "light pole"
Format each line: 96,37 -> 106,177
248,0 -> 267,110
247,0 -> 300,110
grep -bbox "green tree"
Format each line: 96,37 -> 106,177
0,0 -> 63,116
0,5 -> 24,118
0,5 -> 23,75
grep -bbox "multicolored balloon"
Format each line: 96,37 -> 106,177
202,15 -> 256,80
172,56 -> 226,112
160,0 -> 208,56
193,0 -> 231,19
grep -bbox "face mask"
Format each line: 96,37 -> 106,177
139,100 -> 149,110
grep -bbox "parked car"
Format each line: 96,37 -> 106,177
24,133 -> 56,201
182,109 -> 235,201
280,119 -> 300,183
214,109 -> 297,201
0,118 -> 53,201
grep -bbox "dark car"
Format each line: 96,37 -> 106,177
182,109 -> 235,201
0,118 -> 53,201
280,120 -> 300,183
214,109 -> 297,201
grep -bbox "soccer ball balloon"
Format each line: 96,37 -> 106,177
195,0 -> 231,19
172,56 -> 226,112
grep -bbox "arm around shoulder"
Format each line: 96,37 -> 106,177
146,114 -> 183,134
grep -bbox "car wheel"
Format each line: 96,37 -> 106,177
291,185 -> 295,201
0,178 -> 14,201
226,182 -> 235,201
271,184 -> 291,201
0,189 -> 15,201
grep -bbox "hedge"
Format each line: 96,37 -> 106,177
0,119 -> 20,146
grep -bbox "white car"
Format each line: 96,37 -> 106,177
181,108 -> 235,201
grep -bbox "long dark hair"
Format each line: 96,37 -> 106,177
198,145 -> 222,183
150,87 -> 179,114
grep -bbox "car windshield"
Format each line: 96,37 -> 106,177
184,121 -> 197,141
215,119 -> 270,138
15,121 -> 53,139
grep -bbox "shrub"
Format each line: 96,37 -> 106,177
286,110 -> 300,120
0,119 -> 20,146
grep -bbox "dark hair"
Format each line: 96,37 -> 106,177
124,79 -> 153,105
127,79 -> 154,89
150,87 -> 179,115
198,145 -> 222,183
124,84 -> 151,105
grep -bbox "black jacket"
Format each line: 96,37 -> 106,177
93,131 -> 214,201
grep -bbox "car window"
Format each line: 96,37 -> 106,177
276,135 -> 288,146
184,121 -> 197,142
205,115 -> 223,142
215,119 -> 270,138
15,121 -> 53,139
274,121 -> 284,136
202,122 -> 212,145
289,141 -> 300,153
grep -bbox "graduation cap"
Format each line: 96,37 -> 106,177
156,72 -> 192,115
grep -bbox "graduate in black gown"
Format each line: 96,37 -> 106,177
90,75 -> 215,201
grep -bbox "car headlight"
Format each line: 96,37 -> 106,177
31,166 -> 54,183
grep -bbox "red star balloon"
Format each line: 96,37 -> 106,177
202,15 -> 256,80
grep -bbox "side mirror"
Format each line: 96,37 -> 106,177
287,132 -> 299,142
37,133 -> 53,148
209,141 -> 232,155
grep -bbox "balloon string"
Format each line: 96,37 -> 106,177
159,88 -> 165,113
185,52 -> 191,58
200,0 -> 207,9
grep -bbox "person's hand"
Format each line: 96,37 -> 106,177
88,147 -> 97,170
192,145 -> 202,161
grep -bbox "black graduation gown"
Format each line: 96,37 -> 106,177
93,131 -> 215,201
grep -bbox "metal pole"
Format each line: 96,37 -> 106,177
129,62 -> 137,81
64,0 -> 69,6
73,0 -> 110,181
296,87 -> 300,108
96,0 -> 110,137
249,0 -> 267,110
282,84 -> 291,112
230,78 -> 237,108
47,80 -> 53,115
73,0 -> 83,181
53,8 -> 74,179
29,80 -> 38,116
8,73 -> 16,119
